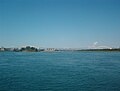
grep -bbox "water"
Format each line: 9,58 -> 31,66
0,51 -> 120,91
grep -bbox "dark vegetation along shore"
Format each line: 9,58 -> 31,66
0,46 -> 120,52
0,46 -> 54,52
78,48 -> 120,52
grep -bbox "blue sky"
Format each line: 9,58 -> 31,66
0,0 -> 120,48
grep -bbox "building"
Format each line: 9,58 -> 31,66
0,47 -> 5,51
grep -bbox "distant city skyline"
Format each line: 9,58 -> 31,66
0,0 -> 120,48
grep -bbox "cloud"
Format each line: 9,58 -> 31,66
93,42 -> 98,46
88,42 -> 112,49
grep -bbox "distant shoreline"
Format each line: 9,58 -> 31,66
0,49 -> 120,52
0,46 -> 120,52
76,49 -> 120,52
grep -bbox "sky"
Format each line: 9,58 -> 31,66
0,0 -> 120,48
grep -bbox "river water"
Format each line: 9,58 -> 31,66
0,51 -> 120,91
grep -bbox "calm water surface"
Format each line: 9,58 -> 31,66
0,51 -> 120,91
